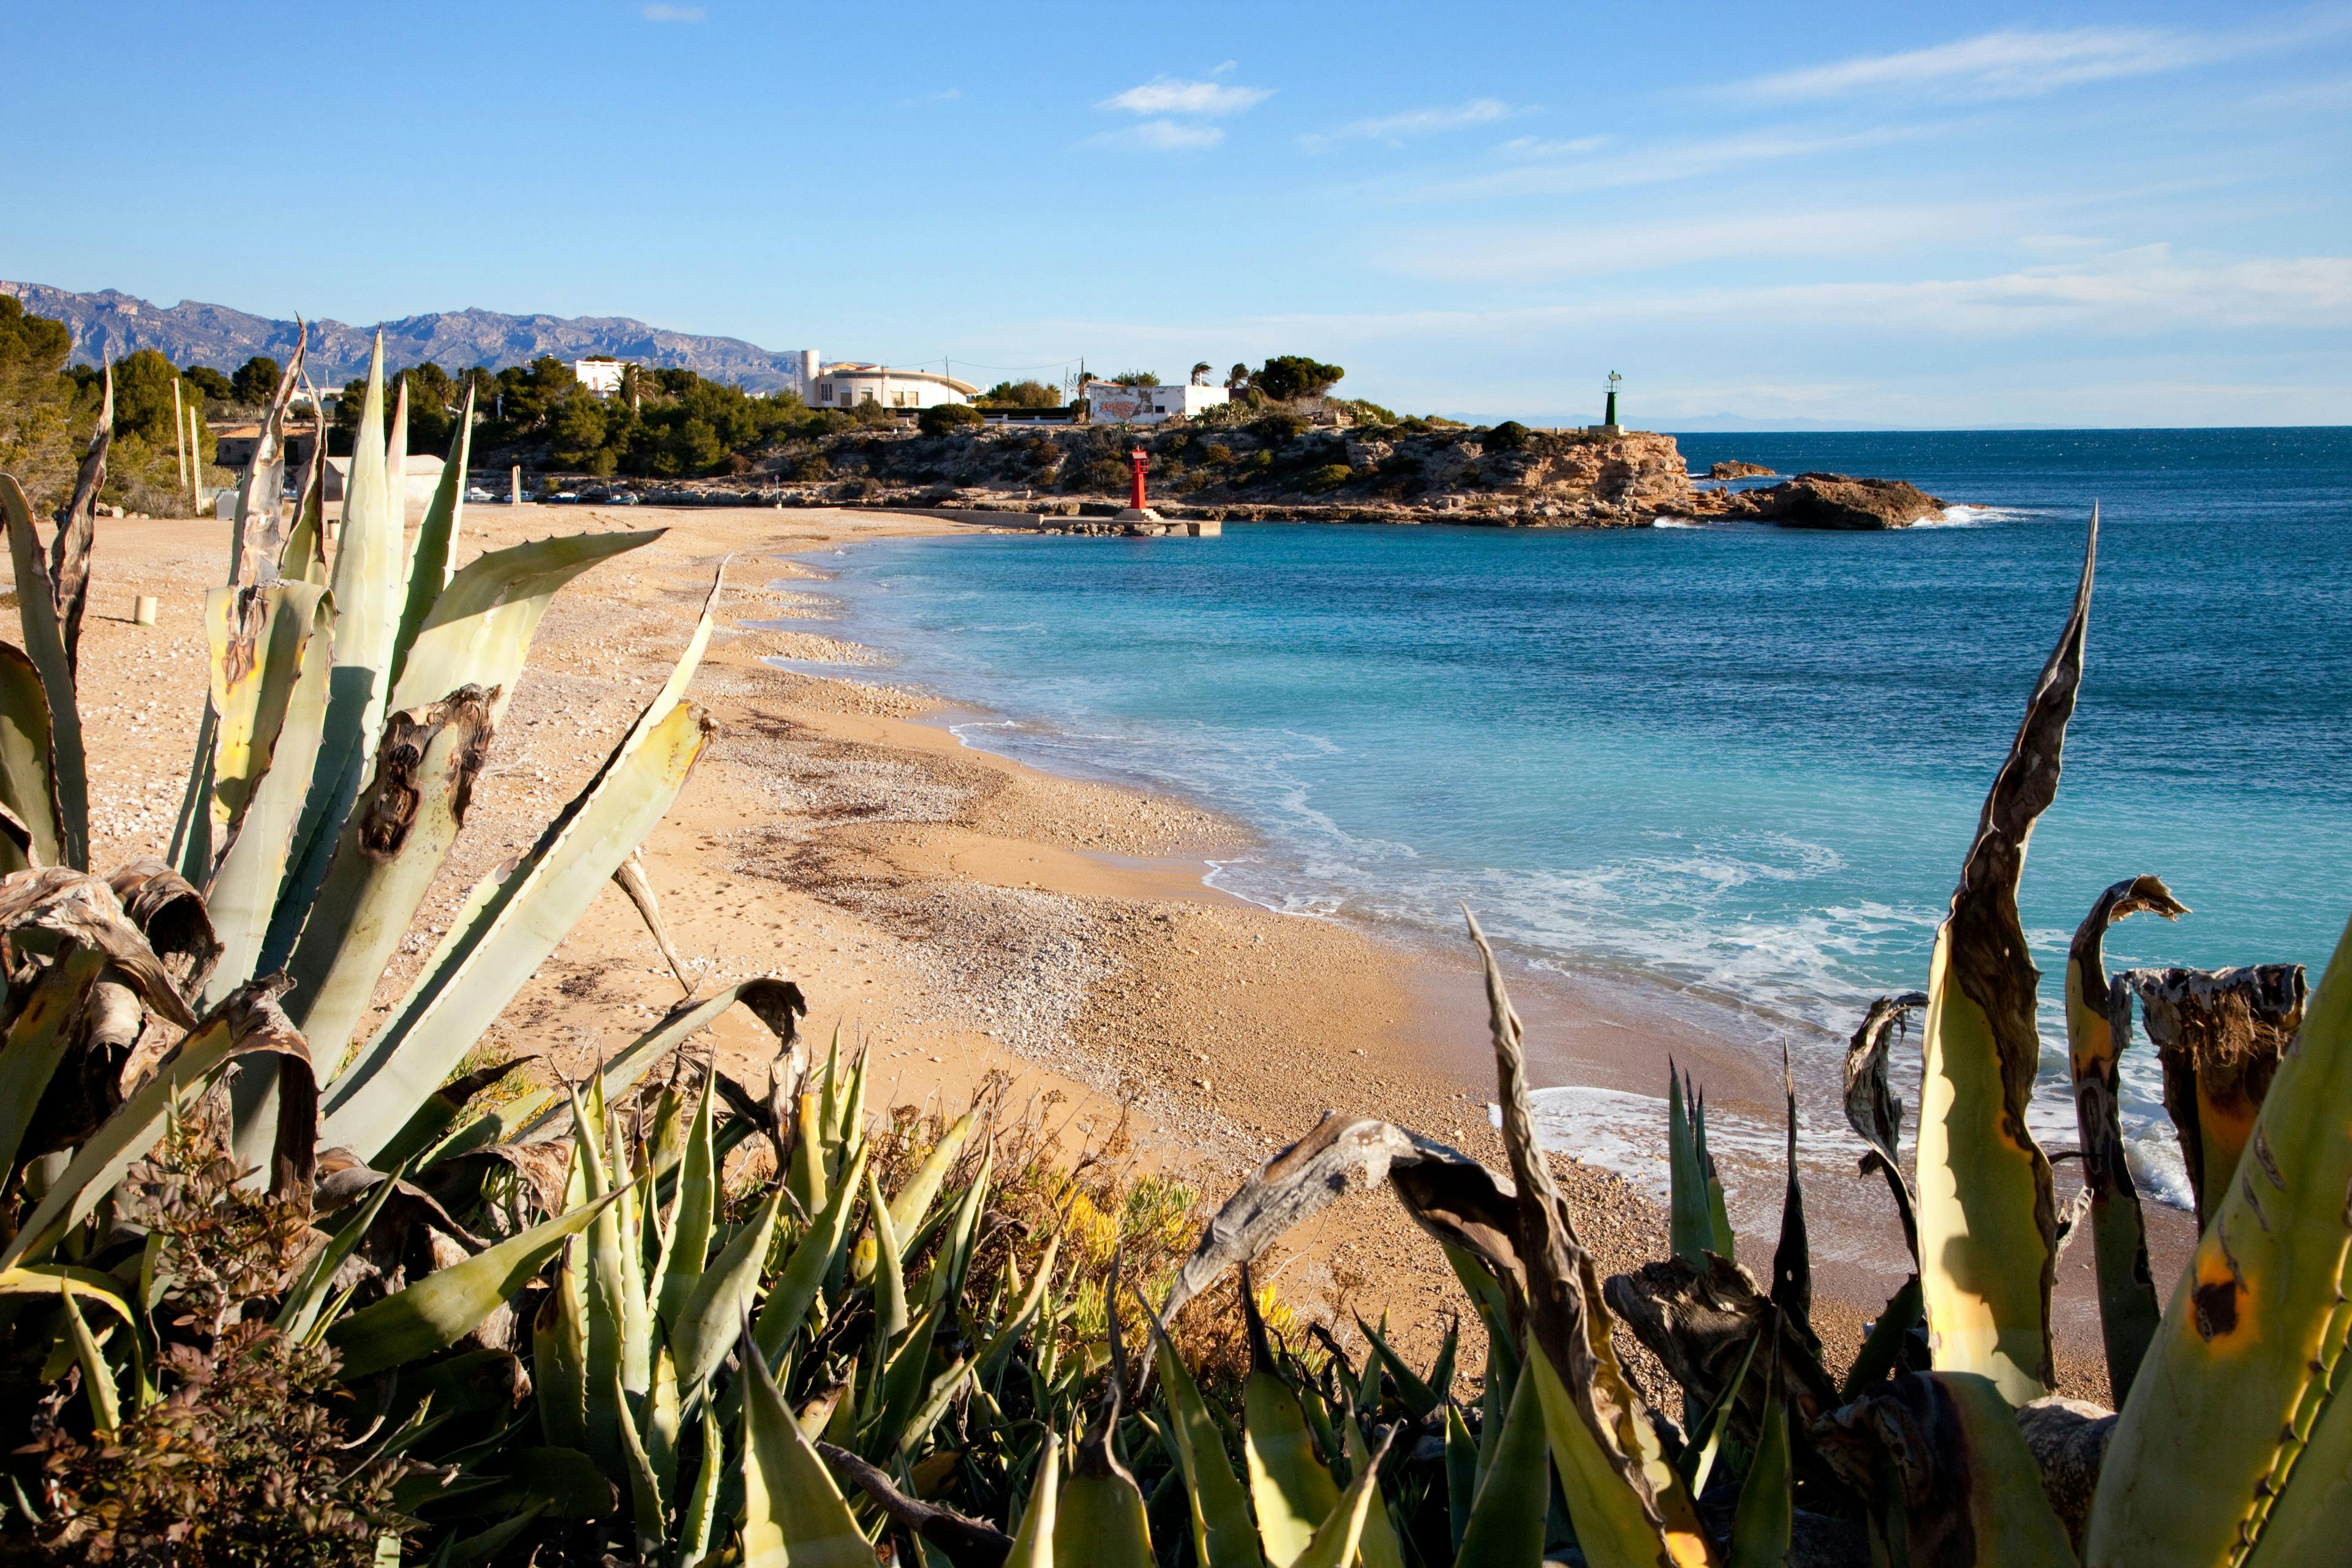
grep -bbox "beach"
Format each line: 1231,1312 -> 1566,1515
60,500 -> 2185,1401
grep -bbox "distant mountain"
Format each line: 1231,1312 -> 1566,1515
0,281 -> 813,392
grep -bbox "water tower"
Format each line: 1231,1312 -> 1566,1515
1602,371 -> 1623,433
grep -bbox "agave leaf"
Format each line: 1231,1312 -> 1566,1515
1469,910 -> 1714,1567
1356,1313 -> 1442,1420
1333,1390 -> 1409,1568
1727,1334 -> 1792,1568
2065,876 -> 2184,1406
1679,1320 -> 1761,1498
47,366 -> 108,677
738,1313 -> 873,1568
1770,1044 -> 1815,1348
1291,1423 -> 1393,1568
1444,1400 -> 1478,1550
443,1501 -> 550,1568
0,978 -> 311,1268
319,695 -> 714,1160
275,1154 -> 409,1341
2124,963 -> 2305,1230
198,582 -> 334,1003
57,1279 -> 120,1433
612,1360 -> 668,1558
1841,1276 -> 1924,1401
226,323 -> 305,587
389,383 -> 474,690
612,848 -> 695,996
0,477 -> 87,869
1006,1428 -> 1060,1568
514,978 -> 805,1146
1842,992 -> 1928,1264
327,1188 -> 622,1381
924,1145 -> 993,1311
0,943 -> 106,1175
1147,1309 -> 1262,1568
0,643 -> 63,869
1917,517 -> 2095,1406
752,1139 -> 872,1366
869,1166 -> 910,1345
788,1087 -> 828,1219
1456,1360 -> 1547,1567
976,1234 -> 1059,1380
655,1067 -> 718,1337
1604,1254 -> 1841,1458
1055,1454 -> 1154,1566
2082,908 -> 2352,1566
870,1109 -> 976,1272
1696,1088 -> 1736,1261
1815,1370 -> 2076,1566
677,1402 -> 723,1568
1668,1069 -> 1712,1266
1243,1271 -> 1341,1567
870,1303 -> 937,1455
279,685 -> 499,1074
534,1255 -> 591,1450
672,1181 -> 785,1394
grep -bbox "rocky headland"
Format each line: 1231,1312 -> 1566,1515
539,415 -> 1947,530
1707,459 -> 1777,479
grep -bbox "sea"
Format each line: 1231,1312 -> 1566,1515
784,428 -> 2352,1227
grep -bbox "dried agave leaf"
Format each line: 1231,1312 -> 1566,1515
2064,875 -> 2183,1404
0,476 -> 88,869
1916,516 -> 2097,1404
1841,992 -> 1927,1264
0,643 -> 62,871
48,366 -> 109,677
2122,962 -> 2305,1231
1603,1253 -> 1841,1453
228,323 -> 306,587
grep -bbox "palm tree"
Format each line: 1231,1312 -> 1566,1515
1226,362 -> 1250,392
1190,361 -> 1212,386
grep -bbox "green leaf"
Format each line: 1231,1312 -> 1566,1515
1055,1462 -> 1153,1567
1150,1317 -> 1262,1568
869,1165 -> 910,1349
1357,1313 -> 1442,1420
655,1067 -> 719,1339
1917,518 -> 2096,1406
1526,1340 -> 1693,1568
1291,1424 -> 1393,1568
752,1140 -> 871,1367
1456,1362 -> 1546,1567
1842,1277 -> 1923,1402
58,1278 -> 119,1433
976,1235 -> 1057,1381
1244,1365 -> 1340,1567
326,1189 -> 621,1379
739,1313 -> 874,1568
613,1361 -> 668,1558
671,1181 -> 785,1394
1335,1395 -> 1408,1568
275,1156 -> 409,1341
1006,1428 -> 1060,1568
0,643 -> 63,869
319,693 -> 713,1161
1667,1069 -> 1713,1267
678,1402 -> 724,1568
0,475 -> 88,869
389,383 -> 474,692
533,1256 -> 590,1450
516,979 -> 805,1148
1728,1342 -> 1792,1568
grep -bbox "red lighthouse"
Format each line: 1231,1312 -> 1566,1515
1128,445 -> 1150,511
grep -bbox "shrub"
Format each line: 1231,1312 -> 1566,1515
1304,462 -> 1355,492
918,401 -> 983,436
1204,443 -> 1235,466
1485,419 -> 1531,451
1252,354 -> 1345,401
1253,412 -> 1308,443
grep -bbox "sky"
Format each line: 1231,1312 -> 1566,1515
4,2 -> 2349,428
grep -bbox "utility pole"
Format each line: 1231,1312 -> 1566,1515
172,377 -> 190,502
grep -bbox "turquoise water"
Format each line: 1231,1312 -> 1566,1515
797,428 -> 2352,1204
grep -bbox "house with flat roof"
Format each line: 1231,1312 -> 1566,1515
574,357 -> 630,396
811,364 -> 977,411
1084,380 -> 1229,426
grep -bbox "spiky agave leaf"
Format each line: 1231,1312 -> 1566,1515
1916,514 -> 2097,1404
2083,908 -> 2352,1565
0,476 -> 88,869
1453,1358 -> 1548,1567
2065,875 -> 2185,1404
1769,1043 -> 1815,1349
1469,910 -> 1716,1567
227,322 -> 306,587
2124,962 -> 2305,1231
736,1311 -> 873,1567
1240,1264 -> 1341,1567
0,644 -> 64,870
47,364 -> 108,678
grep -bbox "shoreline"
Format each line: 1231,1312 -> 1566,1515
53,501 -> 2168,1401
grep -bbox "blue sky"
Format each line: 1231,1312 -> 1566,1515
5,2 -> 2348,426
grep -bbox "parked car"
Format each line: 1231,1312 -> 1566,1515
609,492 -> 641,505
551,491 -> 581,502
465,486 -> 494,502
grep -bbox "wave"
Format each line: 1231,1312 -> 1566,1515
1918,503 -> 2034,528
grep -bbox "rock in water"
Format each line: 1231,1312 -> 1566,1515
1733,472 -> 1946,529
1707,459 -> 1776,479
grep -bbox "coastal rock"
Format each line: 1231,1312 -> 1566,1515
1722,472 -> 1947,530
1708,460 -> 1776,479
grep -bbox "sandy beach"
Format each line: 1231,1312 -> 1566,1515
53,500 -> 2184,1403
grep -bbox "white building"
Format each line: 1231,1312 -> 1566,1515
573,358 -> 628,396
1084,381 -> 1229,426
810,363 -> 977,411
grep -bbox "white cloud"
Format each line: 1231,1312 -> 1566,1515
640,3 -> 704,20
1497,134 -> 1611,160
1406,124 -> 1922,203
1303,98 -> 1526,150
1093,119 -> 1225,153
1098,77 -> 1272,116
1744,22 -> 2272,101
1211,59 -> 1238,77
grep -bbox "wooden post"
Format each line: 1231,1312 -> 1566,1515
189,404 -> 205,514
172,377 -> 190,498
510,464 -> 522,505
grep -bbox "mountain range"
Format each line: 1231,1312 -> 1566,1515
0,281 -> 812,392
